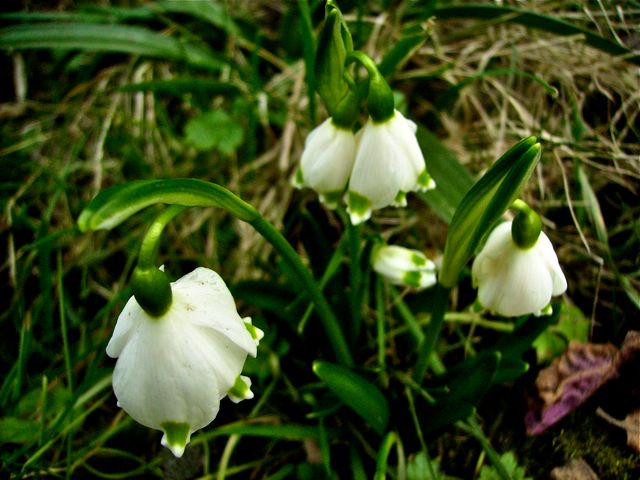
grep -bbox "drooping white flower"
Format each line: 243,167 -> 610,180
106,267 -> 262,458
346,109 -> 435,224
294,117 -> 357,208
372,244 -> 437,290
471,221 -> 567,317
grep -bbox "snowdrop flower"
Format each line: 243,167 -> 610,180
106,267 -> 263,457
294,117 -> 357,208
346,109 -> 435,224
471,221 -> 567,317
372,244 -> 437,290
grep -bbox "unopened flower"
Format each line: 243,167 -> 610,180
106,267 -> 262,457
471,221 -> 567,317
346,110 -> 435,224
372,244 -> 437,290
294,117 -> 357,208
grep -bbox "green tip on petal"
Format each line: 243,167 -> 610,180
293,169 -> 305,189
228,375 -> 254,403
411,253 -> 427,267
417,169 -> 436,191
535,304 -> 554,317
243,318 -> 264,345
160,422 -> 191,458
346,190 -> 372,225
319,190 -> 343,209
403,271 -> 423,288
391,191 -> 407,207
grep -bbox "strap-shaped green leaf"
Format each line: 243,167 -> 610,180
439,137 -> 541,288
0,23 -> 226,71
77,179 -> 258,231
313,361 -> 389,435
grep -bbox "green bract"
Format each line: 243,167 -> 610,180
314,0 -> 353,116
439,137 -> 541,288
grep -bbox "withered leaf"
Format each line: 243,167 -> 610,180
525,331 -> 640,436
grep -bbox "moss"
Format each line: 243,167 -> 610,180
550,414 -> 640,479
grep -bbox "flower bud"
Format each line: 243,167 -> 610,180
372,244 -> 437,290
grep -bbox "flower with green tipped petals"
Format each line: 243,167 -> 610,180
346,110 -> 435,224
471,222 -> 567,317
106,267 -> 262,457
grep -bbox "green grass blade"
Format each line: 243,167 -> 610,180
433,4 -> 640,66
0,23 -> 226,71
313,361 -> 389,435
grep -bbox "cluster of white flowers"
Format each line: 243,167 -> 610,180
295,109 -> 435,224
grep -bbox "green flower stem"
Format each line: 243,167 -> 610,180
251,217 -> 353,366
413,283 -> 450,383
348,219 -> 362,340
345,51 -> 394,122
137,205 -> 187,269
375,275 -> 386,379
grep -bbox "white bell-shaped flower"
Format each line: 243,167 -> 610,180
372,244 -> 437,290
106,267 -> 262,458
294,117 -> 357,208
471,221 -> 567,317
346,109 -> 435,224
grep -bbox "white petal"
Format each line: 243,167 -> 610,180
106,296 -> 144,359
535,232 -> 567,295
300,119 -> 356,194
349,120 -> 401,209
172,267 -> 257,357
110,310 -> 223,432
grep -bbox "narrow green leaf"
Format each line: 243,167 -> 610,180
377,27 -> 427,78
439,137 -> 541,287
313,361 -> 389,434
151,0 -> 239,36
576,162 -> 608,246
416,127 -> 474,223
433,4 -> 640,66
77,179 -> 259,231
0,23 -> 226,71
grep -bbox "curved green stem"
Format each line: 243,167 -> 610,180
250,218 -> 353,366
137,205 -> 187,269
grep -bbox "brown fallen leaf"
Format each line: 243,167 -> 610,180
526,330 -> 640,436
550,458 -> 599,480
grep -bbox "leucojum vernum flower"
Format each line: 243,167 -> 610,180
471,217 -> 567,317
106,267 -> 263,457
